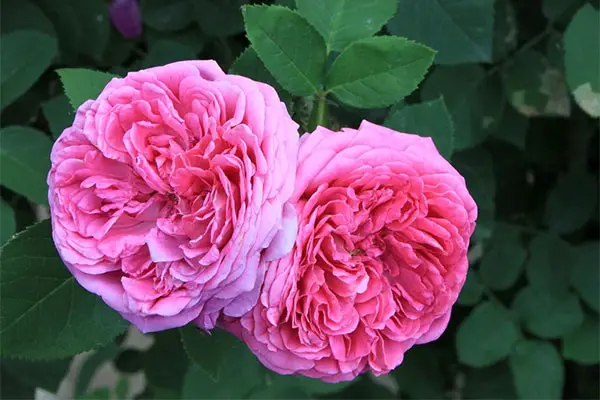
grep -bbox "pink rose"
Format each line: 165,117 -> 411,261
48,60 -> 299,333
224,121 -> 477,382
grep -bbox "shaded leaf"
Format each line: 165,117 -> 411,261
422,65 -> 501,150
37,0 -> 110,62
140,0 -> 193,32
267,373 -> 354,397
464,362 -> 517,399
2,358 -> 71,392
387,0 -> 495,64
0,0 -> 56,37
42,95 -> 74,140
457,301 -> 520,367
493,0 -> 518,62
457,268 -> 484,306
491,105 -> 529,149
0,367 -> 34,399
140,40 -> 196,69
509,340 -> 564,400
384,98 -> 454,159
525,233 -> 574,294
394,345 -> 446,399
480,224 -> 526,291
502,49 -> 571,117
0,199 -> 16,245
0,126 -> 52,205
193,0 -> 247,37
544,170 -> 597,234
452,148 -> 496,240
562,316 -> 600,365
512,286 -> 584,339
180,326 -> 241,382
570,241 -> 600,313
0,220 -> 128,360
182,342 -> 262,399
143,330 -> 188,398
0,31 -> 57,110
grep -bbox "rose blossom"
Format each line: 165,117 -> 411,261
225,121 -> 477,382
48,60 -> 299,332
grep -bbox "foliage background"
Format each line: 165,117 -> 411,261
0,0 -> 598,399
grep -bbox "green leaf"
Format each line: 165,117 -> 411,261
140,40 -> 197,69
179,326 -> 242,382
480,224 -> 526,291
0,220 -> 128,360
326,36 -> 435,108
502,49 -> 571,117
456,301 -> 520,367
57,68 -> 117,110
0,126 -> 52,205
464,362 -> 517,400
230,47 -> 289,99
384,98 -> 454,159
491,105 -> 529,150
182,341 -> 263,399
562,316 -> 599,365
512,286 -> 584,339
509,340 -> 564,400
570,242 -> 600,313
452,148 -> 496,240
0,0 -> 56,37
394,345 -> 446,399
2,358 -> 71,392
0,199 -> 16,245
544,171 -> 597,234
141,0 -> 193,32
243,5 -> 327,96
492,0 -> 518,62
564,4 -> 600,118
0,31 -> 57,110
387,0 -> 495,64
42,95 -> 74,140
143,330 -> 188,398
457,268 -> 484,306
193,0 -> 247,37
295,0 -> 397,53
525,233 -> 574,294
422,65 -> 501,150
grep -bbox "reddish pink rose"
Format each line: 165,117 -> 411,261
225,121 -> 477,382
48,61 -> 299,332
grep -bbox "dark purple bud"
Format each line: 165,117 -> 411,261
109,0 -> 142,39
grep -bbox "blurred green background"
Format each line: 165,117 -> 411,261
0,0 -> 598,399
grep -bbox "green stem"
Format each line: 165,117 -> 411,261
306,94 -> 329,132
315,95 -> 328,128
